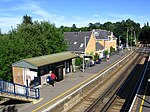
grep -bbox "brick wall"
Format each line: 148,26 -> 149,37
12,67 -> 24,85
86,32 -> 96,54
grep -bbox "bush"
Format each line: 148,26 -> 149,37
94,53 -> 99,61
75,57 -> 82,66
105,50 -> 109,55
110,46 -> 115,53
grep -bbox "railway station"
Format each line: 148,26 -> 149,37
0,47 -> 149,112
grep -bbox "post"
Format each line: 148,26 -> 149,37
84,36 -> 87,56
26,79 -> 29,98
83,36 -> 88,72
130,29 -> 133,51
126,28 -> 129,48
134,31 -> 136,46
119,36 -> 120,48
82,55 -> 84,72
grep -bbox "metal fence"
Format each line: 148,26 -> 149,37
0,80 -> 40,99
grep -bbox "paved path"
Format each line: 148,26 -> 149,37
1,50 -> 131,112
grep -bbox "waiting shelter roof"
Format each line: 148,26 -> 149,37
12,52 -> 77,69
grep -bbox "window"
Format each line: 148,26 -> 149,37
94,31 -> 99,36
80,43 -> 84,48
74,42 -> 77,44
74,32 -> 79,36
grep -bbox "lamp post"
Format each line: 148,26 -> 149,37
130,28 -> 133,51
82,36 -> 89,72
126,28 -> 129,49
119,35 -> 122,48
134,31 -> 136,46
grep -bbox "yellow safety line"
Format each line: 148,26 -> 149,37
32,51 -> 133,112
140,95 -> 145,112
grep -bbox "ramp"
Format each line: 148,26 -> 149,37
0,80 -> 40,102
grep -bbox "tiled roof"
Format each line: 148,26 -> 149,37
94,29 -> 112,40
64,32 -> 91,52
12,52 -> 77,69
96,42 -> 105,50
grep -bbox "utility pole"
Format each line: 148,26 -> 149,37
126,28 -> 129,49
134,31 -> 136,46
130,27 -> 133,51
119,35 -> 122,48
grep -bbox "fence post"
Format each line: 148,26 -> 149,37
14,83 -> 16,95
36,88 -> 40,99
26,79 -> 29,98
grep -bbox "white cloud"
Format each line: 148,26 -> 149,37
0,0 -> 149,33
0,0 -> 66,33
108,12 -> 150,27
0,17 -> 21,33
92,14 -> 100,18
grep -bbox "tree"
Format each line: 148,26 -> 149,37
139,25 -> 150,43
88,23 -> 96,30
103,21 -> 115,31
71,24 -> 78,31
0,18 -> 67,81
22,14 -> 33,25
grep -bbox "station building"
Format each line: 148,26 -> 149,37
12,52 -> 77,87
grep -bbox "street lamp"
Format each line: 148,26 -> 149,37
126,28 -> 129,49
119,35 -> 122,48
82,36 -> 89,72
134,31 -> 136,46
130,27 -> 133,51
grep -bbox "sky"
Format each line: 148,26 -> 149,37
0,0 -> 150,33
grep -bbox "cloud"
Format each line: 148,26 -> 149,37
92,14 -> 101,18
12,1 -> 65,21
0,0 -> 66,33
0,0 -> 149,33
0,17 -> 21,33
108,12 -> 150,26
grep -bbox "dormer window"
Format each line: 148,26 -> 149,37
80,43 -> 84,48
94,31 -> 99,36
74,42 -> 77,44
74,32 -> 79,36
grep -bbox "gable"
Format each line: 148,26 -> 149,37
12,60 -> 37,69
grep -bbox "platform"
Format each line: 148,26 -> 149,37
0,50 -> 131,112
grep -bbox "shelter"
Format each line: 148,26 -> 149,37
12,52 -> 77,86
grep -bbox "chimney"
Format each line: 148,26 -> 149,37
111,32 -> 113,36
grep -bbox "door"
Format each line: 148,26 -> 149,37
53,67 -> 63,81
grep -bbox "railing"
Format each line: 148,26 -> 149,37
0,80 -> 40,100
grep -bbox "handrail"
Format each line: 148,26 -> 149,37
0,80 -> 40,99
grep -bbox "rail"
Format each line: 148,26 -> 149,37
129,55 -> 150,112
0,80 -> 40,100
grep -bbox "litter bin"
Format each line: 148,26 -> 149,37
46,76 -> 51,84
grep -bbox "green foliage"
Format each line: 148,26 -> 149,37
58,19 -> 141,45
75,57 -> 82,66
94,53 -> 99,60
139,25 -> 150,43
105,50 -> 109,55
110,46 -> 115,53
0,18 -> 67,81
0,16 -> 147,81
90,51 -> 94,56
22,14 -> 33,25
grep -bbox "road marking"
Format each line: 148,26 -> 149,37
140,95 -> 145,112
32,51 -> 133,112
32,98 -> 44,104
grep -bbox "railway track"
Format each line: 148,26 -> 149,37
100,54 -> 147,112
67,52 -> 143,112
